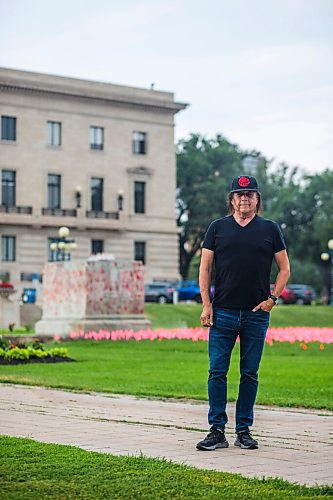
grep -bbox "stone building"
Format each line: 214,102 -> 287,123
0,67 -> 187,300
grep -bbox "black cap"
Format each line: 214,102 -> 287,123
230,176 -> 259,193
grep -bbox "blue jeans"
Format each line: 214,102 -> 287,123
208,308 -> 269,433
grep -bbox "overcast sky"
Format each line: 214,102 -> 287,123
1,0 -> 332,173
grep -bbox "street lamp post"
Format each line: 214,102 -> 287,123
50,226 -> 77,261
321,238 -> 333,306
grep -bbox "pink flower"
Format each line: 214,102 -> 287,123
68,327 -> 333,344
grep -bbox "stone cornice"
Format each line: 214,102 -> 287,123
0,68 -> 188,114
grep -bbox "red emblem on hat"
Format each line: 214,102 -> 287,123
238,176 -> 250,187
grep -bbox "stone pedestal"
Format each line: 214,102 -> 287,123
35,259 -> 151,337
0,289 -> 20,329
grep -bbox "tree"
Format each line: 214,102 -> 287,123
254,165 -> 333,292
176,134 -> 266,278
177,133 -> 332,292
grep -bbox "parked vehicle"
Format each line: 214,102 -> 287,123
148,280 -> 213,304
144,282 -> 176,304
270,284 -> 296,304
175,280 -> 202,303
287,284 -> 316,305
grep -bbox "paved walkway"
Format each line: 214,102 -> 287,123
1,384 -> 332,486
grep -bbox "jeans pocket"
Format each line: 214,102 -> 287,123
213,308 -> 238,330
255,309 -> 270,316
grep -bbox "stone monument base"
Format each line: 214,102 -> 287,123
35,259 -> 151,339
35,315 -> 152,338
0,293 -> 20,329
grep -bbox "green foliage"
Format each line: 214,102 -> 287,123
2,436 -> 331,499
0,337 -> 9,349
0,326 -> 33,335
177,134 -> 333,291
27,347 -> 48,358
288,258 -> 323,292
263,166 -> 333,287
176,134 -> 251,277
30,340 -> 46,350
4,347 -> 30,361
0,340 -> 70,362
49,347 -> 68,358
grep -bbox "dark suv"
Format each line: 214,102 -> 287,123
144,282 -> 176,304
287,284 -> 316,305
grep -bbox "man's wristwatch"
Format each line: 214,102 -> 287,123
268,294 -> 278,304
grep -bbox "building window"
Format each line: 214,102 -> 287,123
134,241 -> 146,265
20,272 -> 43,283
47,174 -> 61,209
1,170 -> 16,207
90,126 -> 104,150
1,116 -> 16,141
2,236 -> 16,262
91,239 -> 104,255
91,177 -> 103,211
134,181 -> 145,214
133,131 -> 146,154
47,121 -> 61,146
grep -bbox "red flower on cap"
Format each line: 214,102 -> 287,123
238,176 -> 250,187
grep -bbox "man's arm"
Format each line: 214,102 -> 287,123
253,249 -> 290,312
271,249 -> 291,298
199,248 -> 214,326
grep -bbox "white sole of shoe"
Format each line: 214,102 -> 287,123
234,440 -> 258,449
196,441 -> 229,451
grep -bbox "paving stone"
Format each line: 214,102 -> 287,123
0,383 -> 332,487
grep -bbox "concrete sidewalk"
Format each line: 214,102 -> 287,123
0,384 -> 332,486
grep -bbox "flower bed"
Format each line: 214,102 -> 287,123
68,327 -> 333,345
0,281 -> 14,288
0,339 -> 74,365
0,281 -> 16,298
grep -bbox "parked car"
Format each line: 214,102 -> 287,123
270,284 -> 296,304
172,280 -> 215,303
287,284 -> 316,305
175,280 -> 202,303
144,282 -> 176,304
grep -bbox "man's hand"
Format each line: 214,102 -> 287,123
252,299 -> 275,313
200,304 -> 213,327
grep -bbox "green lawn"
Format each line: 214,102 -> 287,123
1,340 -> 332,410
1,304 -> 332,336
145,304 -> 333,329
1,436 -> 331,499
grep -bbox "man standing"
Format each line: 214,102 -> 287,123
196,175 -> 290,451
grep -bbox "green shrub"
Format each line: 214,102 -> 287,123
49,347 -> 68,358
30,340 -> 45,350
0,341 -> 70,362
5,347 -> 29,361
0,337 -> 9,349
27,347 -> 49,358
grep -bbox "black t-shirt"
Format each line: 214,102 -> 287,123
202,215 -> 286,310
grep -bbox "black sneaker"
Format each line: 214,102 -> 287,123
196,429 -> 229,451
234,431 -> 258,449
